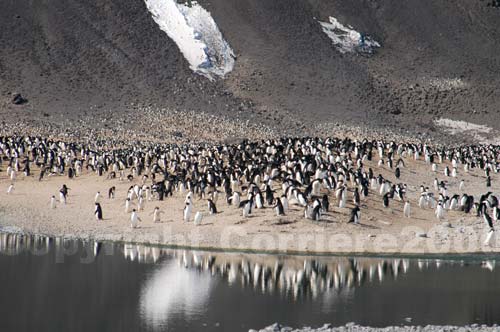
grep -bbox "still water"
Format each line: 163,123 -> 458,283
1,233 -> 500,332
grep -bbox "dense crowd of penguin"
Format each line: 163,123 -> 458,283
1,136 -> 499,244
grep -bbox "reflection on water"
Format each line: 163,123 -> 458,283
140,260 -> 214,327
1,232 -> 500,331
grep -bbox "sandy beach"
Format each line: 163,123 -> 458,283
1,149 -> 498,256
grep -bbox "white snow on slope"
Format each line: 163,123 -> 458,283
319,16 -> 380,54
435,118 -> 500,144
145,0 -> 235,80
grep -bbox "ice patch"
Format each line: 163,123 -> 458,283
145,0 -> 235,80
319,16 -> 380,54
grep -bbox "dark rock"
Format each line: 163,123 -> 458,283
12,93 -> 28,105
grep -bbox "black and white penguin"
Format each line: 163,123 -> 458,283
207,199 -> 217,214
321,194 -> 329,212
108,186 -> 116,199
353,188 -> 360,206
481,203 -> 495,246
274,198 -> 285,216
348,206 -> 361,224
94,203 -> 103,220
383,192 -> 390,208
395,167 -> 401,179
311,205 -> 321,221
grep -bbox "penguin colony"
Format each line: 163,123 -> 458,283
0,136 -> 499,242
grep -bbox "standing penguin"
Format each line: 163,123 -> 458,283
348,206 -> 361,224
311,205 -> 321,221
94,191 -> 102,203
184,202 -> 192,222
486,176 -> 491,188
403,201 -> 411,218
194,211 -> 203,225
6,183 -> 14,195
482,203 -> 495,246
395,167 -> 401,179
130,209 -> 141,228
152,207 -> 163,223
207,199 -> 217,214
274,198 -> 285,216
321,194 -> 330,212
108,186 -> 116,199
459,180 -> 465,191
125,198 -> 132,213
50,195 -> 57,209
59,185 -> 69,204
435,202 -> 445,220
94,203 -> 103,220
383,192 -> 390,208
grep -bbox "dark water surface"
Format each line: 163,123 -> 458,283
1,233 -> 500,332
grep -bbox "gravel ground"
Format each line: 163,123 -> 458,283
251,323 -> 500,332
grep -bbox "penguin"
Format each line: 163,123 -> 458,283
395,167 -> 400,179
321,194 -> 330,212
311,205 -> 321,221
403,201 -> 411,218
229,191 -> 241,206
94,203 -> 103,220
448,195 -> 458,210
6,183 -> 14,195
348,206 -> 361,224
50,195 -> 57,209
435,202 -> 445,221
274,198 -> 285,216
130,209 -> 141,228
242,200 -> 252,218
94,191 -> 102,203
184,202 -> 192,222
125,198 -> 131,213
138,196 -> 145,211
255,192 -> 264,209
353,188 -> 360,206
482,203 -> 495,246
486,176 -> 491,187
383,192 -> 390,208
59,184 -> 69,204
207,199 -> 217,214
194,211 -> 203,225
152,207 -> 162,223
108,186 -> 116,199
280,195 -> 289,212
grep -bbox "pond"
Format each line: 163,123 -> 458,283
1,233 -> 499,331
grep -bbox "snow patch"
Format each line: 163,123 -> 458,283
434,118 -> 492,135
319,16 -> 380,54
435,118 -> 500,144
427,78 -> 468,91
145,0 -> 235,80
